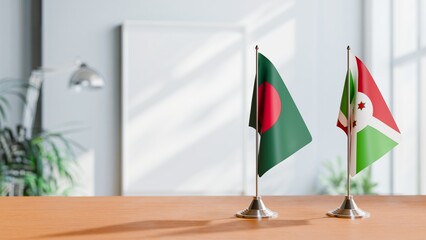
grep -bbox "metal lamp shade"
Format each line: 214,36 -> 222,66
69,63 -> 104,90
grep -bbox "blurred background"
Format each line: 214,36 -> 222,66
0,0 -> 424,196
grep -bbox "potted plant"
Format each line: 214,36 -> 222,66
0,79 -> 81,196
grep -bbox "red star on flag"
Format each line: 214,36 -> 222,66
353,120 -> 357,128
358,101 -> 366,110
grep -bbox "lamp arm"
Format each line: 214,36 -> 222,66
21,71 -> 43,137
22,59 -> 103,136
22,60 -> 81,136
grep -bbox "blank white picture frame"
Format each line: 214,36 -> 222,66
121,21 -> 248,195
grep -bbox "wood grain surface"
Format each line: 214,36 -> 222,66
1,196 -> 425,239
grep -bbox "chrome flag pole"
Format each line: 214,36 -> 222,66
327,46 -> 369,219
236,45 -> 277,219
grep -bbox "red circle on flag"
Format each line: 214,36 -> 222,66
258,82 -> 282,134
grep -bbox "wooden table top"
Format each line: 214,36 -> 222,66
1,196 -> 425,239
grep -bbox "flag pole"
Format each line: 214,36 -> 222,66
326,46 -> 369,219
255,45 -> 259,198
346,45 -> 351,198
236,45 -> 277,219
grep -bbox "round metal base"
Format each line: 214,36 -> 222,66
327,195 -> 370,219
236,196 -> 278,219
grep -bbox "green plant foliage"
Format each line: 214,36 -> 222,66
0,78 -> 82,196
317,156 -> 378,195
0,125 -> 82,196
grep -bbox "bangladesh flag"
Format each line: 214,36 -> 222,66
337,55 -> 401,176
249,53 -> 312,177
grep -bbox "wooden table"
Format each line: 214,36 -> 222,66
1,196 -> 425,239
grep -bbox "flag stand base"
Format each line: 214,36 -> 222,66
236,196 -> 278,219
327,195 -> 370,219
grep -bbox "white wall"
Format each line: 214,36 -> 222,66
42,0 -> 363,195
0,0 -> 32,127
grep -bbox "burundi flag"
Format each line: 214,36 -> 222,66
249,53 -> 312,177
337,54 -> 401,176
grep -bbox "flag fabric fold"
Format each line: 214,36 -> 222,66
249,53 -> 312,177
337,54 -> 401,176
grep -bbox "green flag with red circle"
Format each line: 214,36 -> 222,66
337,55 -> 401,176
249,53 -> 312,177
